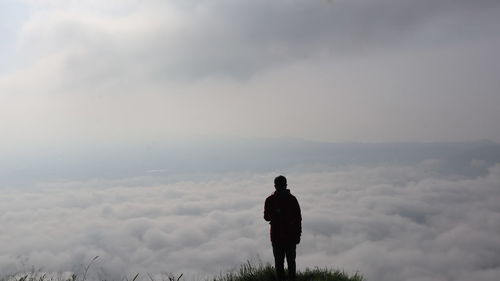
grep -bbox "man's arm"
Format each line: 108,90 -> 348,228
294,197 -> 302,243
264,197 -> 272,222
295,197 -> 302,223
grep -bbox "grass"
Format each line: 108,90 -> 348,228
2,259 -> 364,281
212,261 -> 364,281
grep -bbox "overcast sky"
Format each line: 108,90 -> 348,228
1,0 -> 500,146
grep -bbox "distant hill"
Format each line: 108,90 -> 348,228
2,138 -> 499,187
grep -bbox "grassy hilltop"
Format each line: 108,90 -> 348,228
211,262 -> 363,281
2,261 -> 363,281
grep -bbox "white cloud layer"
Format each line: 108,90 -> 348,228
2,163 -> 500,281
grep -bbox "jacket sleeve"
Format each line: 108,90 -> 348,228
264,197 -> 272,222
294,197 -> 302,238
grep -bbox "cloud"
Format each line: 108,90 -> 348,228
1,162 -> 500,281
12,0 -> 500,81
1,1 -> 500,143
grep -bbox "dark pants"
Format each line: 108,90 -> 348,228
272,242 -> 296,281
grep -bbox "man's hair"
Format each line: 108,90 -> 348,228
274,175 -> 287,190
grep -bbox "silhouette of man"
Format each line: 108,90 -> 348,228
264,175 -> 302,281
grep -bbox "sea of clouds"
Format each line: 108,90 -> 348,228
1,160 -> 500,281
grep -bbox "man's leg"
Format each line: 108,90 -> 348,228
285,243 -> 297,281
272,243 -> 286,281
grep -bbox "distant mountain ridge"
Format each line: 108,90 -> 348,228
2,139 -> 499,187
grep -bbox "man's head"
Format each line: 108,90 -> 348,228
274,175 -> 287,191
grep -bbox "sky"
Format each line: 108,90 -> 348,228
1,0 -> 500,145
1,1 -> 500,281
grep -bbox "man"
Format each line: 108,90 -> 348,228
264,175 -> 302,281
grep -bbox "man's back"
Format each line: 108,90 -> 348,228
264,189 -> 302,244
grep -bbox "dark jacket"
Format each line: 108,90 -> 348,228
264,189 -> 302,244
